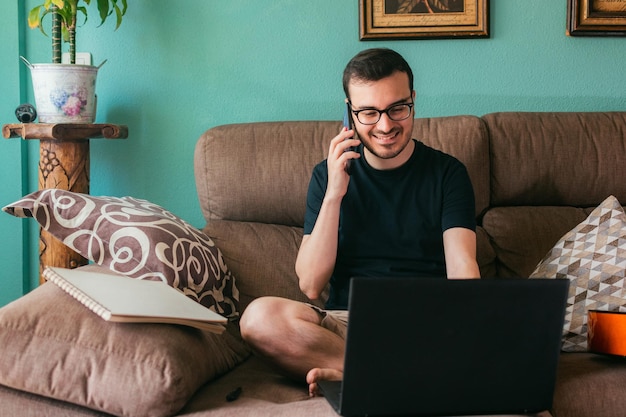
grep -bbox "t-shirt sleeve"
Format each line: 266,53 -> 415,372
441,160 -> 476,232
303,161 -> 328,235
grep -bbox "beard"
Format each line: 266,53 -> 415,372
360,126 -> 413,160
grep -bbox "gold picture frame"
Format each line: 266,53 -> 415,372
567,0 -> 626,36
359,0 -> 489,40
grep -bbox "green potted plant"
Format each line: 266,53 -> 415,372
22,0 -> 127,123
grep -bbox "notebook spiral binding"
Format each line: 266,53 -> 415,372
43,267 -> 112,321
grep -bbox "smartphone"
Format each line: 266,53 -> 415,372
342,103 -> 356,175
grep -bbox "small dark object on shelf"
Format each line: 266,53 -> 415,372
15,104 -> 37,123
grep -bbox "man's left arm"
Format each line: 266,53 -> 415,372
443,227 -> 480,279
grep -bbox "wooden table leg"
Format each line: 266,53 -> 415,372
38,140 -> 89,283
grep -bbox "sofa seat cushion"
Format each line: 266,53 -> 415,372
178,356 -> 339,416
184,354 -> 561,417
0,270 -> 250,417
554,353 -> 626,417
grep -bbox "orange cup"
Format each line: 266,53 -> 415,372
588,310 -> 626,356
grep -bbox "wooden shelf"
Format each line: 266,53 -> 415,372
2,123 -> 128,141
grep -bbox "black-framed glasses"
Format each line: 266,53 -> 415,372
349,101 -> 414,125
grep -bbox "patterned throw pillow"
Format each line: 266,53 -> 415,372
3,189 -> 239,319
530,195 -> 626,352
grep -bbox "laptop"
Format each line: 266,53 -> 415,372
318,277 -> 569,417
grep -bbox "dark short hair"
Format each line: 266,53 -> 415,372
342,48 -> 414,99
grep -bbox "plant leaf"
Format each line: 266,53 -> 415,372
50,0 -> 65,9
113,3 -> 123,29
28,6 -> 44,29
77,6 -> 88,26
96,0 -> 110,25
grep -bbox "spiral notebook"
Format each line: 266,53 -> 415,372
43,266 -> 227,333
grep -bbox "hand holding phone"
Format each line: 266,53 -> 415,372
342,103 -> 357,175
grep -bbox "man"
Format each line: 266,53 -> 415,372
240,48 -> 480,396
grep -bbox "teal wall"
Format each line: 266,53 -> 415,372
1,1 -> 625,305
0,1 -> 27,306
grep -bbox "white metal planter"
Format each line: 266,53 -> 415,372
21,57 -> 101,124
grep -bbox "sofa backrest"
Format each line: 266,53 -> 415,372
195,121 -> 335,227
194,112 -> 626,307
485,112 -> 626,207
194,115 -> 490,228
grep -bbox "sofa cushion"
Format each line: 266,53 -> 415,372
530,196 -> 626,352
485,112 -> 626,207
0,383 -> 109,417
413,115 -> 490,217
205,219 -> 326,312
3,189 -> 239,318
475,226 -> 497,278
179,356 -> 333,417
554,353 -> 626,417
195,121 -> 338,227
0,274 -> 250,417
482,206 -> 589,278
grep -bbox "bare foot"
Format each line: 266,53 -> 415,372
306,367 -> 343,397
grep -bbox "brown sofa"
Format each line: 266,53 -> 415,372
1,112 -> 626,417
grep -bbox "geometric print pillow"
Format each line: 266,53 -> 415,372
3,189 -> 239,319
530,195 -> 626,352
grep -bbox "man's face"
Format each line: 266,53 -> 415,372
347,71 -> 415,170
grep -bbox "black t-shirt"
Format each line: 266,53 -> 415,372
304,139 -> 476,309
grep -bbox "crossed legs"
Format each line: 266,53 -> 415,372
239,296 -> 345,396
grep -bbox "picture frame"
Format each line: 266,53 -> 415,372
567,0 -> 626,36
359,0 -> 489,40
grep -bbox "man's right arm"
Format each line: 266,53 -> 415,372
296,194 -> 343,299
296,130 -> 360,300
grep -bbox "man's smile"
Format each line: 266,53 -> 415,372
372,130 -> 399,143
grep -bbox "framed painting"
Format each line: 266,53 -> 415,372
359,0 -> 489,40
567,0 -> 626,36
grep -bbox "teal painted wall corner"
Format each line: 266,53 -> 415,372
0,1 -> 27,306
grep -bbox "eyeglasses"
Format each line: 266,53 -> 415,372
349,101 -> 414,125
